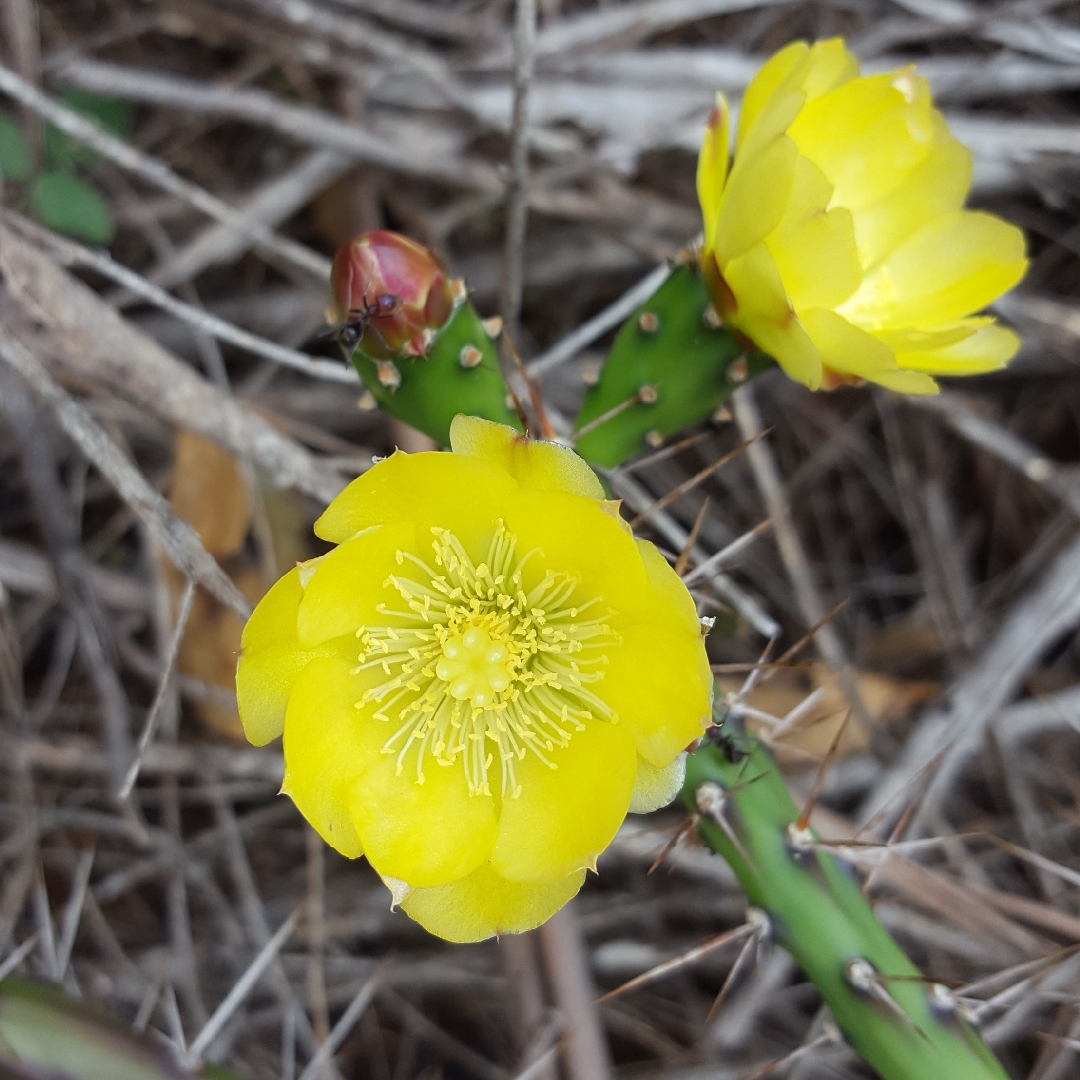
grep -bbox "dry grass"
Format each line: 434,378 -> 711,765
2,1 -> 1080,1078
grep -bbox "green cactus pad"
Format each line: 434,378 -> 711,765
350,301 -> 521,447
574,264 -> 772,468
0,976 -> 244,1079
683,731 -> 1009,1080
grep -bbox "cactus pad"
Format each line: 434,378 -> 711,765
349,301 -> 522,447
574,264 -> 771,468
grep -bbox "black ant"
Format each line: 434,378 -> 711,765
320,293 -> 403,358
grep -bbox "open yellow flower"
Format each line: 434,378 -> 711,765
236,416 -> 712,942
697,38 -> 1027,394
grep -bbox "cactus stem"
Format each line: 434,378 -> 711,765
685,731 -> 1012,1080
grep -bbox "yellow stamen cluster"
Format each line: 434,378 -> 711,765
353,521 -> 618,798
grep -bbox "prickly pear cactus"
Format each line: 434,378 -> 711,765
350,301 -> 521,447
574,264 -> 772,468
683,730 -> 1009,1080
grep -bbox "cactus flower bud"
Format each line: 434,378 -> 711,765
331,230 -> 456,360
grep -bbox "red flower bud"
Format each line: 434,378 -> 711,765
331,231 -> 456,360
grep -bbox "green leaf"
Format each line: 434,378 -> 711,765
0,109 -> 32,181
30,172 -> 115,245
45,90 -> 133,171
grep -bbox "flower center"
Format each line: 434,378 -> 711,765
436,627 -> 513,707
352,522 -> 618,798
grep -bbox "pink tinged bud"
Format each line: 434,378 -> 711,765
331,230 -> 456,360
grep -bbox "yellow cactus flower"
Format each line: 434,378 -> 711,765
236,416 -> 712,942
697,38 -> 1027,394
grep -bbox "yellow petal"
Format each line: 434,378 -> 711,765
490,719 -> 637,883
789,72 -> 934,213
851,118 -> 972,269
724,242 -> 823,390
236,568 -> 356,746
801,309 -> 898,378
600,624 -> 711,767
769,206 -> 861,311
282,655 -> 385,859
866,368 -> 940,395
715,135 -> 798,264
697,94 -> 730,248
873,320 -> 988,353
843,210 -> 1027,330
635,539 -> 700,638
773,154 -> 834,236
348,737 -> 499,888
449,414 -> 604,499
894,322 -> 1020,376
628,752 -> 687,814
734,87 -> 806,166
799,38 -> 860,101
401,863 -> 585,943
500,489 -> 651,617
737,39 -> 857,163
296,521 -> 416,648
737,41 -> 808,153
314,450 -> 518,548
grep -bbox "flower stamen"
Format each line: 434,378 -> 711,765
355,521 -> 619,797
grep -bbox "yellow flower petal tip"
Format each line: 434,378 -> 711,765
697,37 -> 1027,394
449,413 -> 605,499
236,419 -> 710,941
401,864 -> 587,944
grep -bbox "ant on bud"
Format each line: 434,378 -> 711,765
319,293 -> 403,359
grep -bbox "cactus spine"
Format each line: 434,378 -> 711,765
573,264 -> 771,468
683,729 -> 1009,1080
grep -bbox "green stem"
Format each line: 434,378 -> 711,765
683,727 -> 1009,1080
